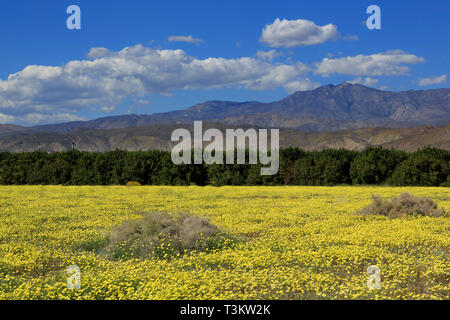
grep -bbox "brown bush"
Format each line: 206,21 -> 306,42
126,181 -> 142,186
102,212 -> 235,260
357,193 -> 447,218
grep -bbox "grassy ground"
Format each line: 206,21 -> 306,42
0,186 -> 448,300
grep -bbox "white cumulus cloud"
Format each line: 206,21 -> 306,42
348,77 -> 379,86
0,44 -> 316,125
260,18 -> 340,48
86,47 -> 112,59
284,79 -> 320,93
0,113 -> 86,125
100,106 -> 116,113
256,50 -> 284,61
168,35 -> 204,45
315,50 -> 425,76
343,35 -> 359,41
418,74 -> 447,86
0,113 -> 15,123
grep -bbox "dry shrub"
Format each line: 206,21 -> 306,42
357,193 -> 447,218
102,212 -> 235,260
126,181 -> 142,186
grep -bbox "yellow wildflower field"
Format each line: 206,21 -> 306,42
0,186 -> 448,300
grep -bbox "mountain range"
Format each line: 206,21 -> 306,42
0,83 -> 449,152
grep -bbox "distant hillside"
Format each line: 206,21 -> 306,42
0,122 -> 448,153
0,83 -> 448,152
1,83 -> 449,136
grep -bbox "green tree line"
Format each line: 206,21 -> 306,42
0,147 -> 448,186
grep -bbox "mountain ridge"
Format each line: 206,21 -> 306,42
1,83 -> 449,135
0,83 -> 449,152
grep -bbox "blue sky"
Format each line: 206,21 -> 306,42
0,0 -> 448,125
